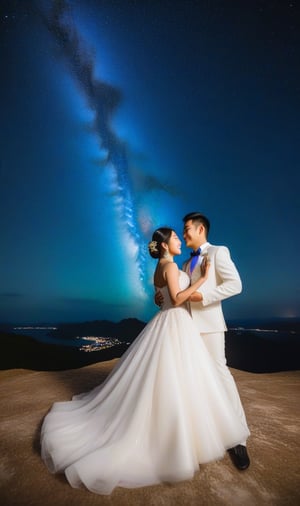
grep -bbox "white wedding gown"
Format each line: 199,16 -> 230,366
41,270 -> 249,495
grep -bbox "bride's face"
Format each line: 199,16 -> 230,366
168,231 -> 182,256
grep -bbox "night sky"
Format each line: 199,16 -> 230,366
1,0 -> 299,324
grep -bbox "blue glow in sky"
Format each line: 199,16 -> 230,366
0,0 -> 299,324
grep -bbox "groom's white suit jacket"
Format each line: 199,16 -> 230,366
182,242 -> 242,333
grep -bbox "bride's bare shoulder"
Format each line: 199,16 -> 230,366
164,262 -> 180,279
154,261 -> 178,287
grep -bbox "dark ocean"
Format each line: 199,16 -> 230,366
10,320 -> 300,348
11,327 -> 89,348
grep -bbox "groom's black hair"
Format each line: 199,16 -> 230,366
183,212 -> 210,237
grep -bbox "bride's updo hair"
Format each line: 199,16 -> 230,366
148,227 -> 173,259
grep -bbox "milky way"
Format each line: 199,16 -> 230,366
41,0 -> 148,296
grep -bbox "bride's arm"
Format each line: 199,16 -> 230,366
164,262 -> 209,307
189,292 -> 203,302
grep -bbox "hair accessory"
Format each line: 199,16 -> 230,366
148,240 -> 158,253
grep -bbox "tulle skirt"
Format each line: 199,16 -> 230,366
41,306 -> 249,494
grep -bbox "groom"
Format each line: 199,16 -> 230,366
156,211 -> 251,470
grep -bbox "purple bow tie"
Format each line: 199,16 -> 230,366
190,248 -> 201,272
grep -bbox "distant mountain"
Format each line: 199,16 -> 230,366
1,317 -> 299,373
225,328 -> 300,373
53,318 -> 146,342
0,318 -> 146,371
0,332 -> 129,371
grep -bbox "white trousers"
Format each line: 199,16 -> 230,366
201,331 -> 249,446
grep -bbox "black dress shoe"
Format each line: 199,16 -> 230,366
228,444 -> 250,470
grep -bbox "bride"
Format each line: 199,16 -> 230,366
40,227 -> 249,495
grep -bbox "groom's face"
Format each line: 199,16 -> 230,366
183,220 -> 202,249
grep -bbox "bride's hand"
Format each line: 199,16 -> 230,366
154,290 -> 164,307
201,255 -> 210,279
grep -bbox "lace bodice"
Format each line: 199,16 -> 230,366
155,270 -> 190,310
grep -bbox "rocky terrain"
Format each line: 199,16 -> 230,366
0,361 -> 299,506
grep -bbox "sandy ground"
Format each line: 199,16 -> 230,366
0,360 -> 300,506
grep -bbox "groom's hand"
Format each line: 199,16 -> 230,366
154,290 -> 164,307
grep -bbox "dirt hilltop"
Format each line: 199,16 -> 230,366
0,361 -> 299,506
